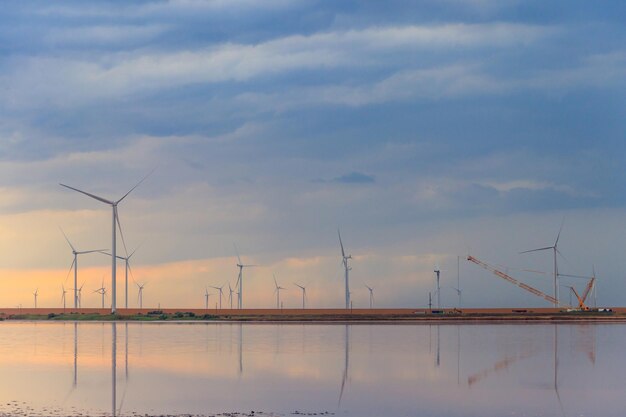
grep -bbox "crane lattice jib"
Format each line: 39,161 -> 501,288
569,286 -> 586,309
581,277 -> 595,303
467,255 -> 559,305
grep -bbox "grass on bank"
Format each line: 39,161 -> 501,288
1,311 -> 218,321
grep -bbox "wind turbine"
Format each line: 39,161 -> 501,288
204,288 -> 212,309
33,288 -> 39,308
228,283 -> 234,309
210,285 -> 224,309
294,283 -> 307,309
95,278 -> 107,308
136,282 -> 146,309
434,266 -> 441,309
61,285 -> 67,310
520,220 -> 564,307
60,228 -> 107,309
455,255 -> 462,309
234,244 -> 256,309
78,282 -> 85,308
365,284 -> 374,309
338,229 -> 352,309
70,282 -> 86,308
60,171 -> 152,314
273,275 -> 286,309
100,246 -> 139,310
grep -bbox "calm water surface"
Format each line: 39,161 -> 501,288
0,322 -> 623,416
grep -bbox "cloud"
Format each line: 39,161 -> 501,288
1,23 -> 551,109
45,24 -> 169,46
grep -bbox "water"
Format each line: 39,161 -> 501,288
0,321 -> 623,417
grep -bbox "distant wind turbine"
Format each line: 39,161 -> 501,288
60,171 -> 152,313
234,244 -> 256,309
70,282 -> 85,308
273,275 -> 286,309
94,278 -> 107,308
365,284 -> 374,309
338,229 -> 352,309
100,246 -> 139,310
294,283 -> 307,309
228,283 -> 234,309
61,285 -> 67,310
204,288 -> 212,309
434,266 -> 441,309
60,228 -> 106,309
33,288 -> 39,309
136,282 -> 146,309
210,285 -> 224,309
520,219 -> 565,307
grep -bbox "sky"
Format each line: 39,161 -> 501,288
1,0 -> 626,309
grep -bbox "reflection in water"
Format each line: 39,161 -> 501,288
0,322 -> 614,417
73,322 -> 77,388
554,325 -> 565,417
238,323 -> 243,376
112,322 -> 117,417
339,324 -> 350,406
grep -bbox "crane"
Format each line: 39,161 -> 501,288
569,277 -> 595,311
467,255 -> 559,306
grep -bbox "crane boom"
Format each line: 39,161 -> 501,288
569,277 -> 595,310
581,277 -> 595,304
569,286 -> 588,310
467,255 -> 559,305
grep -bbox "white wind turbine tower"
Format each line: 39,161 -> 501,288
520,221 -> 564,307
365,284 -> 374,309
33,288 -> 39,308
60,172 -> 152,314
100,244 -> 140,310
338,230 -> 352,309
294,283 -> 307,309
273,275 -> 286,309
61,228 -> 106,309
234,244 -> 256,309
210,285 -> 224,309
204,288 -> 212,309
136,282 -> 146,309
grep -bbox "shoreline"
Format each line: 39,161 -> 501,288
1,307 -> 625,323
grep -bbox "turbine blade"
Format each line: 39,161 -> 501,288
115,206 -> 129,257
60,183 -> 113,205
64,258 -> 76,283
129,263 -> 137,285
234,243 -> 242,265
59,227 -> 77,253
128,245 -> 140,259
556,248 -> 568,263
78,249 -> 109,255
519,246 -> 553,254
116,169 -> 154,204
338,229 -> 346,257
555,217 -> 565,246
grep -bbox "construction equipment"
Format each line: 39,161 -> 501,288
569,277 -> 595,311
467,255 -> 559,305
